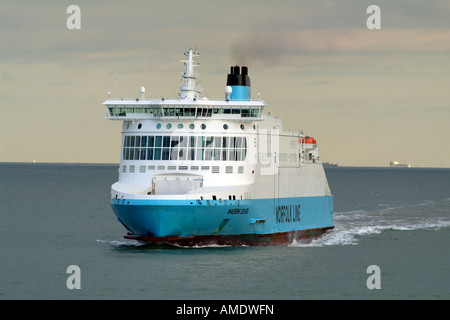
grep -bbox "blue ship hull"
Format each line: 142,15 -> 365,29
111,195 -> 333,246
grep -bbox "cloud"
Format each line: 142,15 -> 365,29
46,80 -> 75,86
230,28 -> 450,66
305,80 -> 333,86
0,71 -> 15,81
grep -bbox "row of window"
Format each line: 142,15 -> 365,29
109,106 -> 261,118
123,136 -> 247,161
124,136 -> 247,148
122,164 -> 246,174
150,123 -> 247,130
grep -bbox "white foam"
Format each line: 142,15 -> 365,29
289,216 -> 450,248
96,239 -> 146,247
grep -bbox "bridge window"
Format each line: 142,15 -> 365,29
107,106 -> 261,118
122,135 -> 247,162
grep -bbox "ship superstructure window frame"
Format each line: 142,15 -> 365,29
107,105 -> 261,119
123,135 -> 247,162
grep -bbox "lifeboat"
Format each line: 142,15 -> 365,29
300,136 -> 317,144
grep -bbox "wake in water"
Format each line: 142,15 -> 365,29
98,199 -> 449,249
96,239 -> 146,247
96,238 -> 238,249
290,198 -> 450,247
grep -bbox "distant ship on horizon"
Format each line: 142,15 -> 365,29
323,162 -> 338,168
390,161 -> 411,168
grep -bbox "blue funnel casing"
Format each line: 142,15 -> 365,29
226,66 -> 251,101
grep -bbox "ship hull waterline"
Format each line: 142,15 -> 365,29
111,195 -> 334,247
123,227 -> 334,247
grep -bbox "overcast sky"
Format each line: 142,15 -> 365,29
1,0 -> 449,167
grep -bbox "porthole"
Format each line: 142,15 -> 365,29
223,124 -> 228,130
189,124 -> 195,129
166,123 -> 172,129
156,123 -> 162,129
240,124 -> 245,130
201,124 -> 206,130
178,123 -> 183,129
138,123 -> 142,129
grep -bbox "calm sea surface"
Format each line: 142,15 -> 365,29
0,163 -> 449,300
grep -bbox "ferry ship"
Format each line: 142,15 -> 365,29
104,49 -> 334,246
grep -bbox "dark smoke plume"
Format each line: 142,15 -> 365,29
230,33 -> 288,66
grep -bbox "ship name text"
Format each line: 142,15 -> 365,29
276,204 -> 301,223
227,208 -> 249,215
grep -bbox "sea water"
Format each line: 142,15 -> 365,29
0,163 -> 449,299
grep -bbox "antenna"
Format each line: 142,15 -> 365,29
114,63 -> 118,97
179,48 -> 203,100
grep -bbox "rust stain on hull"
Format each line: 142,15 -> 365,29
124,227 -> 334,247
